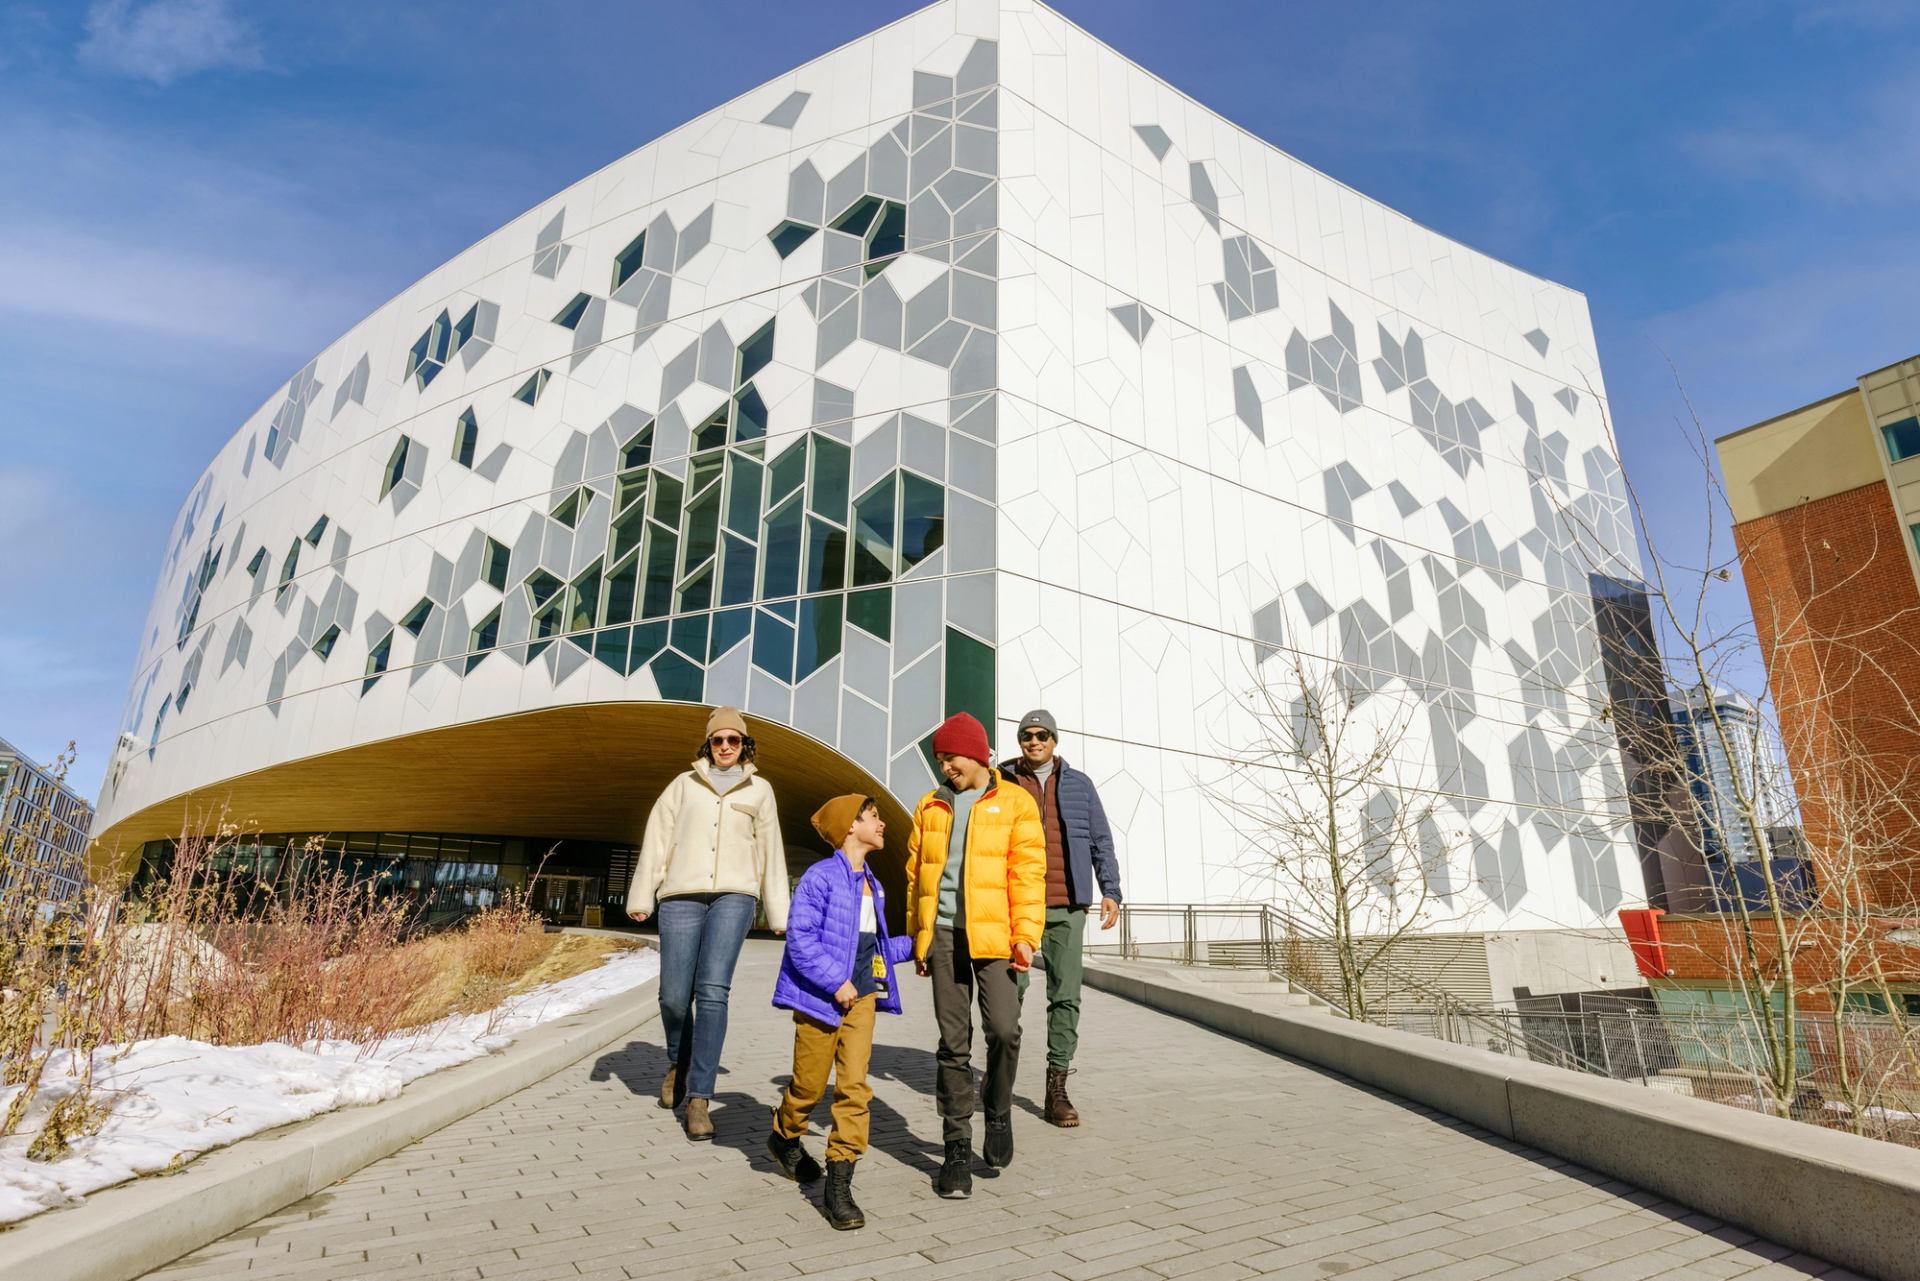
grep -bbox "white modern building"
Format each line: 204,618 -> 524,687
92,1 -> 1648,946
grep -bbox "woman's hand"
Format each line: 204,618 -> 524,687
834,981 -> 858,1010
915,959 -> 929,978
627,910 -> 649,924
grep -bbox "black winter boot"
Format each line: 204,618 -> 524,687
823,1159 -> 865,1230
983,1115 -> 1014,1169
767,1126 -> 823,1184
936,1140 -> 973,1199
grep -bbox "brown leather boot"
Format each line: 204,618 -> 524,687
658,1065 -> 683,1110
684,1097 -> 714,1141
1045,1067 -> 1081,1128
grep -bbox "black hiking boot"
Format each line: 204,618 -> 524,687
983,1115 -> 1014,1169
823,1159 -> 865,1230
936,1140 -> 973,1199
767,1126 -> 823,1184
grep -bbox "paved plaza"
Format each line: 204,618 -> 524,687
146,942 -> 1850,1281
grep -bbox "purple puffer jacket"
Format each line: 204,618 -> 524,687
772,851 -> 915,1027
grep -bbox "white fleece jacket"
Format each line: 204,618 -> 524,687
627,759 -> 790,929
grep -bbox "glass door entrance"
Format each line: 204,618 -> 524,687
530,873 -> 598,925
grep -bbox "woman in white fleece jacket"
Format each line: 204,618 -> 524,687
627,706 -> 790,1140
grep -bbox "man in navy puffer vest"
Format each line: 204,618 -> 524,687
998,709 -> 1123,1127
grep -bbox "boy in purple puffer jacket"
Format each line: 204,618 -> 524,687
768,794 -> 913,1231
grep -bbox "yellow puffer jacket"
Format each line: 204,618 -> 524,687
906,769 -> 1046,960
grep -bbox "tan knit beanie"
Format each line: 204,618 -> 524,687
705,706 -> 747,739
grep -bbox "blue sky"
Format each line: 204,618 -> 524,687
2,0 -> 1915,797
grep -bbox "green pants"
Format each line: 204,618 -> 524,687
1018,905 -> 1087,1070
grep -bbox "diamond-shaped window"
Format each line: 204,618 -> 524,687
864,201 -> 906,278
553,293 -> 592,330
736,321 -> 774,386
362,631 -> 393,694
513,369 -> 551,406
452,303 -> 478,352
406,311 -> 452,390
830,197 -> 908,280
466,606 -> 500,672
525,568 -> 564,607
768,220 -> 815,258
277,538 -> 301,596
733,385 -> 768,442
313,624 -> 341,660
612,231 -> 647,292
454,408 -> 479,468
381,437 -> 413,498
305,515 -> 329,546
399,597 -> 432,636
550,488 -> 591,528
621,422 -> 654,470
693,406 -> 729,453
482,537 -> 510,591
832,196 -> 883,237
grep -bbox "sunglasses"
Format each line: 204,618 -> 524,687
1019,729 -> 1053,743
709,734 -> 743,748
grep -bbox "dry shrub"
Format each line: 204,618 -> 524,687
5,804 -> 614,1163
2,744 -> 133,1161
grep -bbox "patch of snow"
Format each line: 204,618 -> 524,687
0,945 -> 658,1226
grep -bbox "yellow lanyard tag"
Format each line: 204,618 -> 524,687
872,953 -> 887,980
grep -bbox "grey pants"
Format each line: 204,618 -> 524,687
928,926 -> 1022,1145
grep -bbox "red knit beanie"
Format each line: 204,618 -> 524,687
931,712 -> 991,766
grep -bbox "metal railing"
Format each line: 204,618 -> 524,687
1102,902 -> 1920,1147
1105,902 -> 1610,1073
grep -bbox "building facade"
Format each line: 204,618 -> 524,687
92,1 -> 1647,942
1715,357 -> 1920,911
1629,355 -> 1920,1014
1,736 -> 93,909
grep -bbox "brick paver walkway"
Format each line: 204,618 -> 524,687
147,941 -> 1849,1281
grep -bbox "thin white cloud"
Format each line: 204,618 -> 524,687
0,221 -> 366,355
1682,76 -> 1920,204
77,0 -> 262,87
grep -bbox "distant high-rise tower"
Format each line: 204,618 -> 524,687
1669,685 -> 1792,866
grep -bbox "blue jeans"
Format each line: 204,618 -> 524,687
655,893 -> 757,1099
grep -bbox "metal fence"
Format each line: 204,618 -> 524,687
1102,902 -> 1920,1147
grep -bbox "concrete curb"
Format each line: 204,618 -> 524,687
0,973 -> 660,1281
1084,958 -> 1920,1281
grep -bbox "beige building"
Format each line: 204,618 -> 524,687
1717,352 -> 1920,592
0,735 -> 93,908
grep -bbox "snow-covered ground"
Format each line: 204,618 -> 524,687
0,945 -> 659,1227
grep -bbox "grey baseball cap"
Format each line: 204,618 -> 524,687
1017,708 -> 1058,737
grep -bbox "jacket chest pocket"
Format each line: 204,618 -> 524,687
728,801 -> 762,872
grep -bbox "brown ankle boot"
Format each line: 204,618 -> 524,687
658,1065 -> 683,1110
1045,1067 -> 1080,1128
684,1097 -> 714,1141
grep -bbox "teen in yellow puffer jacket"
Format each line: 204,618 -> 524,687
905,712 -> 1046,1200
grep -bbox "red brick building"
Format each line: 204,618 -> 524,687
1647,355 -> 1920,1012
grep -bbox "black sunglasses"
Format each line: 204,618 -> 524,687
1019,729 -> 1053,743
709,734 -> 743,747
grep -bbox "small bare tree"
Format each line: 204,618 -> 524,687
1209,650 -> 1463,1019
1553,363 -> 1920,1125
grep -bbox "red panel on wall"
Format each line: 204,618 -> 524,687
1618,908 -> 1668,979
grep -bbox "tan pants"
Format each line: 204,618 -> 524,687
773,994 -> 876,1163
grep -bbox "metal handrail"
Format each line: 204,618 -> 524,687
1110,901 -> 1611,1073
